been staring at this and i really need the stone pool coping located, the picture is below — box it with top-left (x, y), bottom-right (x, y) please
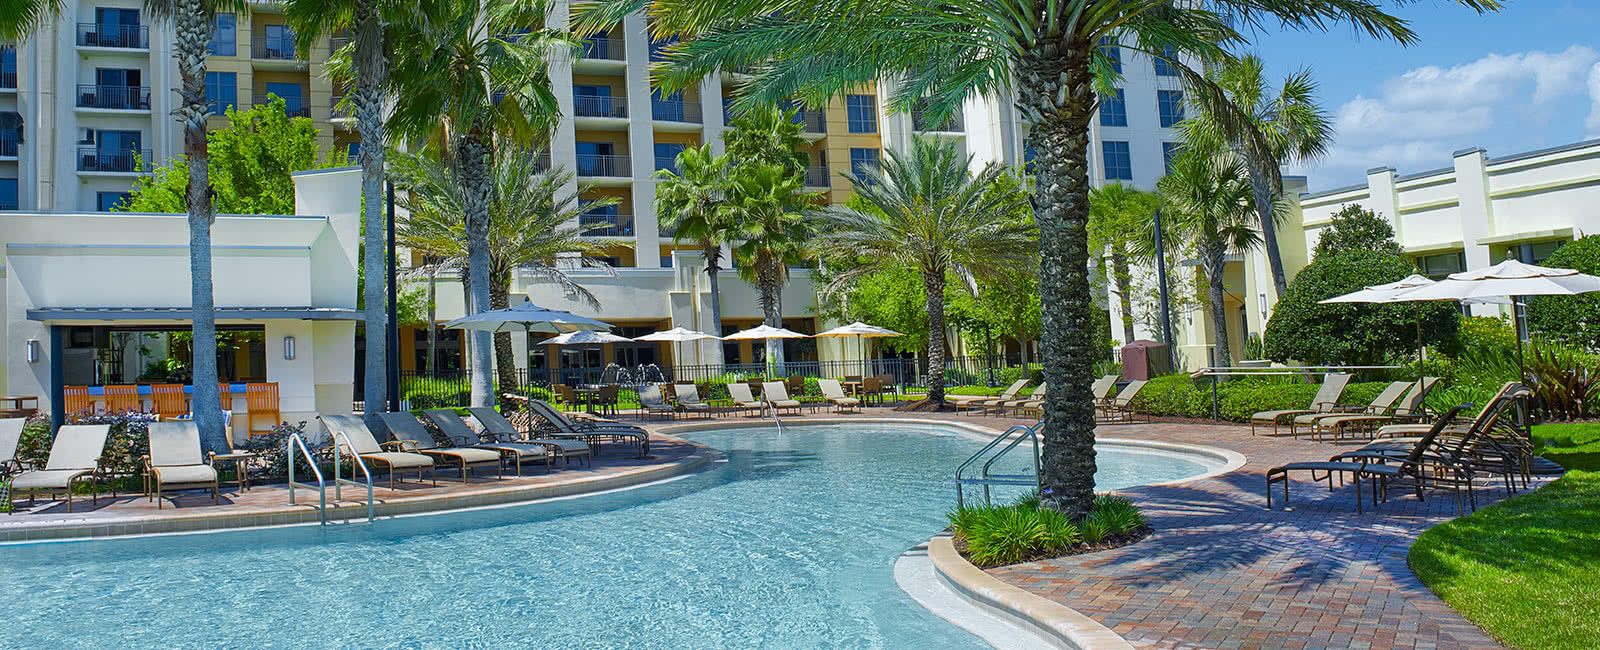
top-left (0, 433), bottom-right (718, 544)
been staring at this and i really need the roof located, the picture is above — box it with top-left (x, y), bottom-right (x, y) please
top-left (27, 307), bottom-right (365, 322)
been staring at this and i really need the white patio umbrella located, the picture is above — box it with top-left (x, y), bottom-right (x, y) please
top-left (1393, 259), bottom-right (1600, 372)
top-left (536, 330), bottom-right (636, 386)
top-left (1320, 274), bottom-right (1507, 374)
top-left (444, 298), bottom-right (614, 400)
top-left (631, 327), bottom-right (719, 371)
top-left (722, 324), bottom-right (811, 375)
top-left (815, 322), bottom-right (904, 377)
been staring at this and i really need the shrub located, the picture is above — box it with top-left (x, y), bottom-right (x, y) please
top-left (61, 412), bottom-right (158, 477)
top-left (236, 421), bottom-right (328, 480)
top-left (1264, 249), bottom-right (1458, 365)
top-left (1528, 235), bottom-right (1600, 349)
top-left (1524, 340), bottom-right (1600, 420)
top-left (1131, 375), bottom-right (1391, 422)
top-left (947, 492), bottom-right (1144, 568)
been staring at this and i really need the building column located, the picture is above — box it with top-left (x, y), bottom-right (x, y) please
top-left (623, 12), bottom-right (660, 267)
top-left (1365, 166), bottom-right (1400, 238)
top-left (1452, 147), bottom-right (1498, 316)
top-left (700, 76), bottom-right (726, 155)
top-left (548, 0), bottom-right (578, 210)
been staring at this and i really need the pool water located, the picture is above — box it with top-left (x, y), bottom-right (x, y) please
top-left (0, 423), bottom-right (1215, 649)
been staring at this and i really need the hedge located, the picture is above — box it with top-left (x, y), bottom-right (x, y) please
top-left (1129, 375), bottom-right (1390, 422)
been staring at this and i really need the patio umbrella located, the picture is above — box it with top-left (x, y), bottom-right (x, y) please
top-left (1320, 274), bottom-right (1509, 370)
top-left (815, 322), bottom-right (904, 377)
top-left (631, 327), bottom-right (719, 372)
top-left (537, 330), bottom-right (636, 386)
top-left (1393, 259), bottom-right (1600, 373)
top-left (444, 297), bottom-right (614, 402)
top-left (721, 324), bottom-right (811, 376)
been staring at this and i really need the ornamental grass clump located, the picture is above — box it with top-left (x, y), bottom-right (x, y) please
top-left (948, 492), bottom-right (1146, 568)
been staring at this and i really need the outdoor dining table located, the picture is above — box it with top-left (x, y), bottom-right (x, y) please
top-left (572, 387), bottom-right (603, 414)
top-left (0, 395), bottom-right (39, 418)
top-left (840, 381), bottom-right (863, 397)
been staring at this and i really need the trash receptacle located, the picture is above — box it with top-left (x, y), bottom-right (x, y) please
top-left (1120, 340), bottom-right (1172, 380)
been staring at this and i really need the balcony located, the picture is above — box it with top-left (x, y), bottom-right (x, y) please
top-left (1, 47), bottom-right (15, 89)
top-left (253, 95), bottom-right (310, 118)
top-left (78, 148), bottom-right (150, 173)
top-left (530, 152), bottom-right (551, 171)
top-left (252, 36), bottom-right (299, 62)
top-left (575, 154), bottom-right (630, 177)
top-left (329, 36), bottom-right (349, 55)
top-left (330, 95), bottom-right (353, 120)
top-left (77, 23), bottom-right (148, 49)
top-left (76, 85), bottom-right (150, 110)
top-left (580, 213), bottom-right (634, 237)
top-left (574, 95), bottom-right (628, 119)
top-left (793, 109), bottom-right (826, 134)
top-left (912, 109), bottom-right (964, 133)
top-left (651, 100), bottom-right (702, 124)
top-left (582, 38), bottom-right (625, 62)
top-left (803, 166), bottom-right (829, 188)
top-left (0, 71), bottom-right (13, 90)
top-left (0, 132), bottom-right (18, 158)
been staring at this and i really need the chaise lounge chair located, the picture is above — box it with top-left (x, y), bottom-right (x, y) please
top-left (1307, 377), bottom-right (1439, 441)
top-left (319, 415), bottom-right (437, 490)
top-left (1097, 380), bottom-right (1148, 423)
top-left (9, 424), bottom-right (111, 512)
top-left (1290, 380), bottom-right (1411, 439)
top-left (422, 408), bottom-right (553, 477)
top-left (998, 383), bottom-right (1049, 416)
top-left (761, 381), bottom-right (803, 416)
top-left (817, 379), bottom-right (861, 413)
top-left (527, 400), bottom-right (650, 458)
top-left (635, 385), bottom-right (678, 421)
top-left (950, 379), bottom-right (1029, 412)
top-left (0, 418), bottom-right (26, 480)
top-left (673, 384), bottom-right (717, 419)
top-left (378, 412), bottom-right (504, 482)
top-left (1249, 372), bottom-right (1352, 437)
top-left (464, 407), bottom-right (593, 468)
top-left (725, 383), bottom-right (766, 416)
top-left (1090, 375), bottom-right (1120, 408)
top-left (1373, 381), bottom-right (1520, 441)
top-left (143, 421), bottom-right (219, 508)
top-left (1266, 404), bottom-right (1471, 514)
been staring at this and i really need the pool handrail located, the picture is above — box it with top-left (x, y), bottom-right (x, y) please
top-left (954, 421), bottom-right (1043, 507)
top-left (331, 430), bottom-right (376, 523)
top-left (285, 431), bottom-right (327, 525)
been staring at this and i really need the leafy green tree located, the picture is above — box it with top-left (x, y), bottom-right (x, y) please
top-left (574, 0), bottom-right (1500, 517)
top-left (727, 164), bottom-right (820, 367)
top-left (393, 150), bottom-right (617, 409)
top-left (656, 144), bottom-right (737, 360)
top-left (1313, 204), bottom-right (1402, 258)
top-left (1089, 183), bottom-right (1159, 344)
top-left (384, 0), bottom-right (574, 407)
top-left (948, 269), bottom-right (1044, 362)
top-left (813, 138), bottom-right (1035, 406)
top-left (1180, 54), bottom-right (1334, 299)
top-left (4, 0), bottom-right (253, 452)
top-left (1158, 146), bottom-right (1260, 368)
top-left (1264, 250), bottom-right (1458, 365)
top-left (1528, 236), bottom-right (1600, 349)
top-left (121, 98), bottom-right (348, 213)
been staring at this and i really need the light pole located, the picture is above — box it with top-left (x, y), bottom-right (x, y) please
top-left (387, 180), bottom-right (400, 412)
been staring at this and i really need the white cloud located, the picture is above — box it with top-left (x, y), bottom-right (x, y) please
top-left (1379, 46), bottom-right (1597, 109)
top-left (1588, 62), bottom-right (1600, 135)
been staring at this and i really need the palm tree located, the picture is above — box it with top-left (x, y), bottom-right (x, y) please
top-left (393, 150), bottom-right (618, 407)
top-left (724, 105), bottom-right (809, 176)
top-left (3, 0), bottom-right (249, 453)
top-left (384, 0), bottom-right (574, 407)
top-left (574, 0), bottom-right (1498, 518)
top-left (1157, 147), bottom-right (1260, 368)
top-left (1180, 54), bottom-right (1333, 300)
top-left (285, 0), bottom-right (416, 431)
top-left (655, 144), bottom-right (737, 361)
top-left (727, 163), bottom-right (820, 369)
top-left (814, 137), bottom-right (1035, 407)
top-left (1089, 183), bottom-right (1161, 345)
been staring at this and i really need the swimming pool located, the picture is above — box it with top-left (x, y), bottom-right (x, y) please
top-left (0, 423), bottom-right (1217, 649)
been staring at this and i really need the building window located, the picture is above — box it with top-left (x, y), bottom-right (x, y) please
top-left (1416, 251), bottom-right (1466, 280)
top-left (204, 71), bottom-right (236, 115)
top-left (660, 255), bottom-right (673, 268)
top-left (1162, 142), bottom-right (1180, 174)
top-left (1153, 45), bottom-right (1179, 77)
top-left (208, 13), bottom-right (236, 55)
top-left (1097, 37), bottom-right (1121, 74)
top-left (573, 84), bottom-right (616, 118)
top-left (0, 178), bottom-right (17, 210)
top-left (1518, 240), bottom-right (1567, 265)
top-left (346, 141), bottom-right (359, 159)
top-left (1023, 144), bottom-right (1037, 174)
top-left (596, 256), bottom-right (622, 268)
top-left (264, 82), bottom-right (306, 117)
top-left (1102, 141), bottom-right (1132, 181)
top-left (0, 112), bottom-right (20, 157)
top-left (654, 142), bottom-right (686, 173)
top-left (651, 89), bottom-right (686, 122)
top-left (846, 94), bottom-right (877, 133)
top-left (1099, 89), bottom-right (1127, 127)
top-left (1157, 89), bottom-right (1184, 127)
top-left (96, 191), bottom-right (131, 212)
top-left (1, 46), bottom-right (16, 89)
top-left (849, 147), bottom-right (880, 181)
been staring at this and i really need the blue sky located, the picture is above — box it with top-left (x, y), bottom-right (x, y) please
top-left (1241, 0), bottom-right (1600, 191)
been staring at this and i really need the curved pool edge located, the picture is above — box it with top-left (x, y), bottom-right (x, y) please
top-left (0, 433), bottom-right (721, 544)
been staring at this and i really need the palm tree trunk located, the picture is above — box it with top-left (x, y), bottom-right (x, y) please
top-left (1111, 244), bottom-right (1135, 343)
top-left (757, 258), bottom-right (784, 371)
top-left (704, 250), bottom-right (725, 366)
top-left (458, 133), bottom-right (495, 407)
top-left (355, 0), bottom-right (388, 430)
top-left (176, 0), bottom-right (225, 453)
top-left (1206, 252), bottom-right (1232, 368)
top-left (1017, 43), bottom-right (1098, 521)
top-left (491, 270), bottom-right (519, 412)
top-left (1248, 161), bottom-right (1288, 298)
top-left (426, 267), bottom-right (438, 374)
top-left (923, 268), bottom-right (947, 404)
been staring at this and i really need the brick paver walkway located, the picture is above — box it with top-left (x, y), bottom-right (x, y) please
top-left (736, 409), bottom-right (1537, 650)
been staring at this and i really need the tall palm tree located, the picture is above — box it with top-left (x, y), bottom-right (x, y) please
top-left (285, 0), bottom-right (416, 431)
top-left (574, 0), bottom-right (1498, 518)
top-left (727, 163), bottom-right (820, 368)
top-left (3, 0), bottom-right (248, 453)
top-left (655, 144), bottom-right (737, 360)
top-left (1157, 147), bottom-right (1260, 368)
top-left (1089, 183), bottom-right (1160, 345)
top-left (393, 150), bottom-right (618, 407)
top-left (384, 0), bottom-right (575, 407)
top-left (723, 105), bottom-right (809, 176)
top-left (1180, 54), bottom-right (1333, 300)
top-left (814, 137), bottom-right (1035, 407)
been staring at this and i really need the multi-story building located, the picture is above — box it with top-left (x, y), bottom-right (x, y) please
top-left (1, 1), bottom-right (354, 214)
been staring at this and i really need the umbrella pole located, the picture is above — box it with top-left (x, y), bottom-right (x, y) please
top-left (1415, 304), bottom-right (1423, 382)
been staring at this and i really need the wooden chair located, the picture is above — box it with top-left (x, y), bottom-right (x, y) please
top-left (150, 384), bottom-right (188, 419)
top-left (219, 383), bottom-right (234, 411)
top-left (245, 382), bottom-right (280, 437)
top-left (597, 385), bottom-right (620, 417)
top-left (63, 385), bottom-right (95, 417)
top-left (104, 385), bottom-right (142, 414)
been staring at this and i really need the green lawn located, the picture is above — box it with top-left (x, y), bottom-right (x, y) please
top-left (1409, 423), bottom-right (1600, 650)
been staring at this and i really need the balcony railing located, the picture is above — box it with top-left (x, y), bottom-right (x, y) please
top-left (2, 47), bottom-right (17, 88)
top-left (654, 156), bottom-right (678, 174)
top-left (573, 95), bottom-right (627, 119)
top-left (582, 37), bottom-right (624, 61)
top-left (651, 100), bottom-right (702, 123)
top-left (580, 213), bottom-right (634, 237)
top-left (530, 152), bottom-right (551, 171)
top-left (0, 132), bottom-right (19, 157)
top-left (329, 36), bottom-right (349, 55)
top-left (78, 148), bottom-right (150, 173)
top-left (793, 109), bottom-right (826, 133)
top-left (252, 36), bottom-right (299, 61)
top-left (803, 165), bottom-right (829, 187)
top-left (330, 95), bottom-right (352, 119)
top-left (253, 94), bottom-right (310, 118)
top-left (77, 23), bottom-right (148, 49)
top-left (76, 85), bottom-right (150, 110)
top-left (575, 154), bottom-right (630, 177)
top-left (912, 109), bottom-right (964, 132)
top-left (0, 71), bottom-right (14, 90)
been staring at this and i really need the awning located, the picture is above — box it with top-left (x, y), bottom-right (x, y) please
top-left (27, 307), bottom-right (365, 322)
